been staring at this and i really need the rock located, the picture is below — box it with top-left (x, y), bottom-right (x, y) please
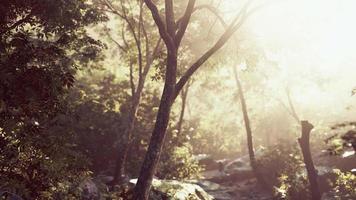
top-left (224, 158), bottom-right (252, 175)
top-left (194, 154), bottom-right (219, 170)
top-left (193, 180), bottom-right (222, 191)
top-left (80, 179), bottom-right (100, 200)
top-left (130, 179), bottom-right (213, 200)
top-left (208, 170), bottom-right (255, 184)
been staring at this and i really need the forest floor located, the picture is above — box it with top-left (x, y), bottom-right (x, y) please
top-left (198, 170), bottom-right (273, 200)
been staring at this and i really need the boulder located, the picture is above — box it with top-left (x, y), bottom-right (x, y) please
top-left (79, 179), bottom-right (100, 200)
top-left (194, 154), bottom-right (219, 170)
top-left (130, 179), bottom-right (213, 200)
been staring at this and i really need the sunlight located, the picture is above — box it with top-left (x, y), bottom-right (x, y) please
top-left (217, 0), bottom-right (356, 121)
top-left (247, 0), bottom-right (356, 74)
top-left (3, 0), bottom-right (356, 198)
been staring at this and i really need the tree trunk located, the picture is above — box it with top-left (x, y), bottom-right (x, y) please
top-left (232, 66), bottom-right (268, 189)
top-left (133, 50), bottom-right (177, 200)
top-left (134, 0), bottom-right (253, 197)
top-left (176, 82), bottom-right (190, 136)
top-left (111, 73), bottom-right (147, 185)
top-left (111, 96), bottom-right (140, 184)
top-left (298, 121), bottom-right (321, 200)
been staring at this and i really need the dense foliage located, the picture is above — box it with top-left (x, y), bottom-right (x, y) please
top-left (0, 0), bottom-right (107, 198)
top-left (1, 0), bottom-right (355, 199)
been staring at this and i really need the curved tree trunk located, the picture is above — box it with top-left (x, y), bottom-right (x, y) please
top-left (111, 90), bottom-right (142, 184)
top-left (232, 66), bottom-right (268, 189)
top-left (133, 50), bottom-right (177, 200)
top-left (298, 121), bottom-right (321, 200)
top-left (133, 0), bottom-right (254, 198)
top-left (176, 82), bottom-right (190, 136)
top-left (109, 19), bottom-right (162, 185)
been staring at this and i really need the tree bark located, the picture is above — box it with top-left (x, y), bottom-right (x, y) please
top-left (111, 39), bottom-right (162, 183)
top-left (298, 121), bottom-right (321, 200)
top-left (133, 49), bottom-right (177, 200)
top-left (233, 67), bottom-right (255, 165)
top-left (133, 0), bottom-right (255, 198)
top-left (176, 82), bottom-right (190, 136)
top-left (110, 40), bottom-right (162, 185)
top-left (105, 1), bottom-right (163, 182)
top-left (111, 89), bottom-right (142, 184)
top-left (232, 66), bottom-right (268, 189)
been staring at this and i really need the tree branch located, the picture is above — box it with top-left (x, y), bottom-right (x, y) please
top-left (104, 28), bottom-right (127, 53)
top-left (174, 2), bottom-right (255, 100)
top-left (177, 4), bottom-right (226, 28)
top-left (129, 61), bottom-right (136, 98)
top-left (143, 0), bottom-right (175, 50)
top-left (175, 0), bottom-right (196, 47)
top-left (165, 0), bottom-right (176, 37)
top-left (102, 0), bottom-right (125, 19)
top-left (286, 87), bottom-right (301, 122)
top-left (143, 38), bottom-right (162, 76)
top-left (138, 1), bottom-right (144, 77)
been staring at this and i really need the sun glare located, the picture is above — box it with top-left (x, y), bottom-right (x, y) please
top-left (215, 0), bottom-right (356, 121)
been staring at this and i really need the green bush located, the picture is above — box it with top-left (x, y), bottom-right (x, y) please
top-left (328, 169), bottom-right (356, 200)
top-left (274, 172), bottom-right (310, 200)
top-left (158, 143), bottom-right (202, 180)
top-left (256, 142), bottom-right (310, 199)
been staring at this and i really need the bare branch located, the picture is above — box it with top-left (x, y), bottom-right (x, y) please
top-left (138, 1), bottom-right (144, 77)
top-left (104, 28), bottom-right (127, 53)
top-left (175, 0), bottom-right (196, 47)
top-left (111, 0), bottom-right (143, 79)
top-left (194, 4), bottom-right (227, 27)
top-left (174, 7), bottom-right (251, 100)
top-left (129, 61), bottom-right (136, 98)
top-left (121, 25), bottom-right (129, 49)
top-left (143, 38), bottom-right (162, 76)
top-left (102, 0), bottom-right (125, 18)
top-left (165, 0), bottom-right (176, 37)
top-left (174, 1), bottom-right (262, 100)
top-left (176, 3), bottom-right (224, 28)
top-left (286, 87), bottom-right (301, 122)
top-left (143, 0), bottom-right (175, 50)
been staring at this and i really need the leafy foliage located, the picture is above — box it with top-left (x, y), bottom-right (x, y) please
top-left (327, 122), bottom-right (356, 155)
top-left (256, 142), bottom-right (311, 200)
top-left (158, 143), bottom-right (202, 180)
top-left (0, 0), bottom-right (107, 198)
top-left (329, 169), bottom-right (356, 200)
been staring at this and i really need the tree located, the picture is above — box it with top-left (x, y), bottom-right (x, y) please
top-left (233, 66), bottom-right (255, 165)
top-left (96, 0), bottom-right (163, 184)
top-left (176, 80), bottom-right (192, 136)
top-left (298, 121), bottom-right (322, 200)
top-left (133, 0), bottom-right (257, 198)
top-left (0, 0), bottom-right (106, 198)
top-left (232, 65), bottom-right (270, 188)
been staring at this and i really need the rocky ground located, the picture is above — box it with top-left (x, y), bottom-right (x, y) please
top-left (197, 170), bottom-right (273, 200)
top-left (80, 152), bottom-right (355, 199)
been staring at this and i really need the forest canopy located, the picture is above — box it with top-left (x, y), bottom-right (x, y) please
top-left (0, 0), bottom-right (355, 200)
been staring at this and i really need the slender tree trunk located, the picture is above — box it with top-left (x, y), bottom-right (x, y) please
top-left (133, 50), bottom-right (177, 200)
top-left (111, 93), bottom-right (141, 184)
top-left (232, 66), bottom-right (268, 188)
top-left (176, 82), bottom-right (190, 135)
top-left (298, 121), bottom-right (321, 200)
top-left (134, 0), bottom-right (254, 197)
top-left (110, 39), bottom-right (161, 185)
top-left (102, 0), bottom-right (163, 186)
top-left (111, 60), bottom-right (149, 184)
top-left (233, 67), bottom-right (255, 165)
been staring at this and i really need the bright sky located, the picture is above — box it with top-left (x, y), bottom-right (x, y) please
top-left (217, 0), bottom-right (356, 122)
